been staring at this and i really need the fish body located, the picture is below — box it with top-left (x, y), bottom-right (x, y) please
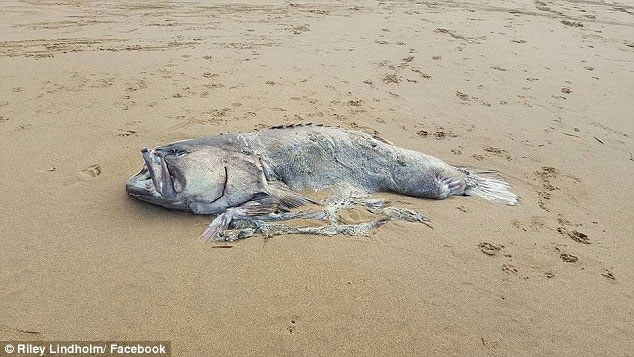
top-left (126, 124), bottom-right (517, 239)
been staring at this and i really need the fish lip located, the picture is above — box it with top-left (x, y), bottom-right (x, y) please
top-left (142, 149), bottom-right (162, 195)
top-left (125, 163), bottom-right (187, 210)
top-left (159, 152), bottom-right (176, 198)
top-left (137, 148), bottom-right (177, 198)
top-left (125, 165), bottom-right (155, 198)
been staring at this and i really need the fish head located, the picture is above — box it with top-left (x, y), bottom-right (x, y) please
top-left (125, 143), bottom-right (229, 211)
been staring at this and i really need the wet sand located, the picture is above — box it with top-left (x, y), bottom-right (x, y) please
top-left (1, 0), bottom-right (633, 355)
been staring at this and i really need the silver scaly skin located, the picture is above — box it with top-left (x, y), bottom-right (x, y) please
top-left (126, 124), bottom-right (517, 241)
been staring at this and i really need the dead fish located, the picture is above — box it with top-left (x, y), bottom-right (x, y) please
top-left (126, 124), bottom-right (517, 240)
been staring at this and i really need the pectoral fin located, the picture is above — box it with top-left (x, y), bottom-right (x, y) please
top-left (199, 193), bottom-right (282, 241)
top-left (238, 193), bottom-right (281, 216)
top-left (268, 181), bottom-right (318, 210)
top-left (200, 209), bottom-right (235, 242)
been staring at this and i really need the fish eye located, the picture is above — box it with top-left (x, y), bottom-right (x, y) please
top-left (172, 148), bottom-right (188, 157)
top-left (165, 147), bottom-right (188, 157)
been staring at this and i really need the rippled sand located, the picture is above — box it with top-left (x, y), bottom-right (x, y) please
top-left (1, 0), bottom-right (633, 354)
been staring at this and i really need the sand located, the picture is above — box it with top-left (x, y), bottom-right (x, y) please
top-left (1, 0), bottom-right (633, 355)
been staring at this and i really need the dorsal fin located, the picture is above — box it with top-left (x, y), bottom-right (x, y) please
top-left (373, 134), bottom-right (395, 145)
top-left (269, 122), bottom-right (317, 129)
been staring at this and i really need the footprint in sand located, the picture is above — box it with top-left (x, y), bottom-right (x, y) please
top-left (511, 216), bottom-right (547, 232)
top-left (557, 227), bottom-right (589, 244)
top-left (601, 269), bottom-right (615, 281)
top-left (81, 164), bottom-right (102, 178)
top-left (479, 242), bottom-right (503, 256)
top-left (115, 129), bottom-right (137, 137)
top-left (382, 73), bottom-right (400, 84)
top-left (417, 127), bottom-right (457, 140)
top-left (535, 166), bottom-right (559, 211)
top-left (560, 253), bottom-right (578, 263)
top-left (561, 20), bottom-right (583, 27)
top-left (483, 146), bottom-right (512, 161)
top-left (535, 166), bottom-right (559, 188)
top-left (456, 91), bottom-right (491, 106)
top-left (411, 68), bottom-right (432, 79)
top-left (502, 264), bottom-right (518, 274)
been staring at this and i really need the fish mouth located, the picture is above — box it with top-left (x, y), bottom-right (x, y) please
top-left (142, 148), bottom-right (177, 198)
top-left (125, 165), bottom-right (155, 198)
top-left (126, 148), bottom-right (178, 200)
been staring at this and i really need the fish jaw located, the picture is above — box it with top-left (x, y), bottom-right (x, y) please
top-left (125, 164), bottom-right (163, 201)
top-left (140, 148), bottom-right (177, 199)
top-left (126, 148), bottom-right (186, 210)
top-left (141, 149), bottom-right (162, 195)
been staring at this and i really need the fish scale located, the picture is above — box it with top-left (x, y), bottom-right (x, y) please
top-left (126, 125), bottom-right (517, 240)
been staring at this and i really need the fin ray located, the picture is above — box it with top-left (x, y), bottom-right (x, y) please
top-left (268, 181), bottom-right (318, 209)
top-left (461, 169), bottom-right (518, 205)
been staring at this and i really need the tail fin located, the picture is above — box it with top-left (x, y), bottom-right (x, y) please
top-left (459, 169), bottom-right (518, 205)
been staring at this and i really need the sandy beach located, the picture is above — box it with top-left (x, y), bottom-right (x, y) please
top-left (1, 0), bottom-right (633, 355)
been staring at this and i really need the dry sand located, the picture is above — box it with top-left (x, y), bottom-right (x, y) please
top-left (1, 0), bottom-right (633, 355)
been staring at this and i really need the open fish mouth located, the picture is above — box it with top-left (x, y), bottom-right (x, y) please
top-left (125, 165), bottom-right (155, 197)
top-left (126, 148), bottom-right (177, 199)
top-left (142, 148), bottom-right (176, 198)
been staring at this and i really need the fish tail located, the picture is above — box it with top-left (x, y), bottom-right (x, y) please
top-left (458, 168), bottom-right (518, 205)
